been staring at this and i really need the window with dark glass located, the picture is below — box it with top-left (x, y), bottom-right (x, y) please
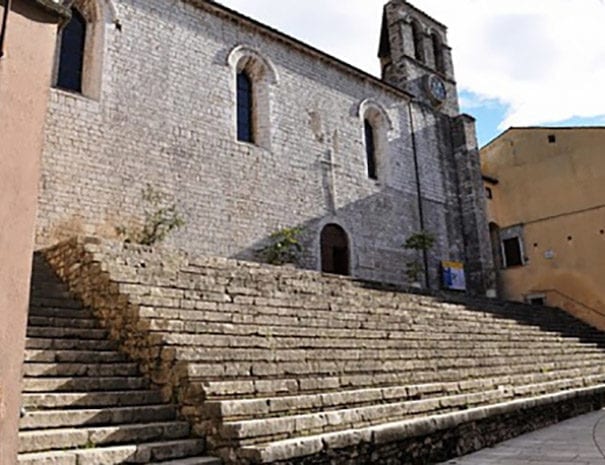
top-left (502, 237), bottom-right (523, 268)
top-left (237, 71), bottom-right (254, 143)
top-left (364, 119), bottom-right (377, 180)
top-left (57, 7), bottom-right (87, 93)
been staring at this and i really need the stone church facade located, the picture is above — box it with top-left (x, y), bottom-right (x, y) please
top-left (37, 0), bottom-right (494, 292)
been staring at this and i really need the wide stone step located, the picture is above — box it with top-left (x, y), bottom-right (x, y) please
top-left (181, 351), bottom-right (605, 381)
top-left (173, 345), bottom-right (604, 364)
top-left (216, 376), bottom-right (603, 445)
top-left (28, 306), bottom-right (95, 320)
top-left (25, 349), bottom-right (128, 364)
top-left (22, 390), bottom-right (165, 409)
top-left (200, 364), bottom-right (605, 399)
top-left (26, 338), bottom-right (117, 351)
top-left (17, 439), bottom-right (209, 465)
top-left (20, 404), bottom-right (177, 430)
top-left (29, 287), bottom-right (73, 300)
top-left (160, 332), bottom-right (604, 352)
top-left (217, 389), bottom-right (510, 445)
top-left (154, 458), bottom-right (221, 465)
top-left (23, 376), bottom-right (148, 393)
top-left (23, 362), bottom-right (138, 378)
top-left (28, 316), bottom-right (101, 329)
top-left (19, 421), bottom-right (191, 453)
top-left (236, 384), bottom-right (605, 464)
top-left (199, 375), bottom-right (598, 422)
top-left (142, 311), bottom-right (600, 340)
top-left (29, 297), bottom-right (82, 309)
top-left (134, 292), bottom-right (603, 335)
top-left (146, 316), bottom-right (599, 342)
top-left (26, 327), bottom-right (109, 340)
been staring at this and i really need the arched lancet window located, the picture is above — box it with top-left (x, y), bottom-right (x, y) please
top-left (359, 99), bottom-right (392, 183)
top-left (432, 32), bottom-right (445, 74)
top-left (57, 7), bottom-right (87, 92)
top-left (364, 119), bottom-right (378, 180)
top-left (320, 224), bottom-right (350, 276)
top-left (53, 0), bottom-right (105, 99)
top-left (412, 20), bottom-right (424, 63)
top-left (237, 70), bottom-right (254, 143)
top-left (228, 45), bottom-right (279, 149)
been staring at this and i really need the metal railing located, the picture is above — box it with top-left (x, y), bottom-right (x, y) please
top-left (533, 288), bottom-right (605, 320)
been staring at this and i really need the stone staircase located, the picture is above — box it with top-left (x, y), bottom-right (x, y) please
top-left (39, 238), bottom-right (605, 464)
top-left (19, 254), bottom-right (221, 465)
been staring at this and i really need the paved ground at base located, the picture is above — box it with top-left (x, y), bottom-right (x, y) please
top-left (440, 409), bottom-right (605, 465)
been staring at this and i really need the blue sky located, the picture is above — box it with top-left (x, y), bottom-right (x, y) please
top-left (219, 0), bottom-right (605, 147)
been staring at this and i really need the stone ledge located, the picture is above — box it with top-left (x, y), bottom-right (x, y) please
top-left (241, 384), bottom-right (605, 464)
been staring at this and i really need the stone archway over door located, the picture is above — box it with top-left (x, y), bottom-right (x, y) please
top-left (320, 224), bottom-right (350, 276)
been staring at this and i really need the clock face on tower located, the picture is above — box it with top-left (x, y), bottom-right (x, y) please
top-left (424, 74), bottom-right (447, 104)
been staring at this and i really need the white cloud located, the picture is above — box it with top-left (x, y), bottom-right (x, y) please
top-left (218, 0), bottom-right (605, 129)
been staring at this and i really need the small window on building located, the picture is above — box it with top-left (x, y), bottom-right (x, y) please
top-left (527, 296), bottom-right (546, 306)
top-left (237, 71), bottom-right (254, 143)
top-left (502, 237), bottom-right (524, 268)
top-left (548, 134), bottom-right (556, 144)
top-left (364, 119), bottom-right (378, 180)
top-left (57, 7), bottom-right (87, 93)
top-left (485, 187), bottom-right (493, 199)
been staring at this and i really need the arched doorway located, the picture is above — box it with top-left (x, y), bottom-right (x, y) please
top-left (320, 224), bottom-right (350, 276)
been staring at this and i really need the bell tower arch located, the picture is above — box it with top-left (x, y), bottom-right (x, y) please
top-left (379, 0), bottom-right (459, 115)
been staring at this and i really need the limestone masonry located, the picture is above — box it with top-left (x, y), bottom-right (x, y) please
top-left (37, 0), bottom-right (494, 292)
top-left (33, 237), bottom-right (605, 464)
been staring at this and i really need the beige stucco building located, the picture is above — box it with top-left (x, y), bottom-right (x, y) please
top-left (0, 1), bottom-right (68, 463)
top-left (481, 127), bottom-right (605, 330)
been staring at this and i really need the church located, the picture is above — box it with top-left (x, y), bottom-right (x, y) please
top-left (38, 0), bottom-right (494, 293)
top-left (6, 2), bottom-right (605, 465)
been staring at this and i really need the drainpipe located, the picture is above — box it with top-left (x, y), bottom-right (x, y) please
top-left (408, 104), bottom-right (430, 289)
top-left (0, 0), bottom-right (12, 59)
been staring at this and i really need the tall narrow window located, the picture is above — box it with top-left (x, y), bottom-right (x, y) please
top-left (412, 20), bottom-right (424, 62)
top-left (237, 71), bottom-right (254, 143)
top-left (57, 7), bottom-right (87, 93)
top-left (432, 32), bottom-right (445, 74)
top-left (364, 119), bottom-right (377, 180)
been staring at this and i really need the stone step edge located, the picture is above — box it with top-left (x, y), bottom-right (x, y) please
top-left (17, 439), bottom-right (210, 464)
top-left (198, 365), bottom-right (605, 399)
top-left (201, 374), bottom-right (605, 421)
top-left (238, 383), bottom-right (605, 463)
top-left (19, 404), bottom-right (177, 429)
top-left (217, 377), bottom-right (603, 441)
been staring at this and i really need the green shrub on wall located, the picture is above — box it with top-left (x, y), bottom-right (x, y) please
top-left (258, 227), bottom-right (303, 266)
top-left (117, 184), bottom-right (185, 246)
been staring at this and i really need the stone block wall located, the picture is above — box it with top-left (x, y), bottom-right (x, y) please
top-left (36, 0), bottom-right (493, 290)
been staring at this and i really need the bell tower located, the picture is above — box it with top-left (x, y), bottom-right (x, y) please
top-left (379, 0), bottom-right (459, 115)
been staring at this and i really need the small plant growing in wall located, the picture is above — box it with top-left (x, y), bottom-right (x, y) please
top-left (404, 231), bottom-right (435, 286)
top-left (116, 184), bottom-right (185, 246)
top-left (258, 227), bottom-right (304, 266)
